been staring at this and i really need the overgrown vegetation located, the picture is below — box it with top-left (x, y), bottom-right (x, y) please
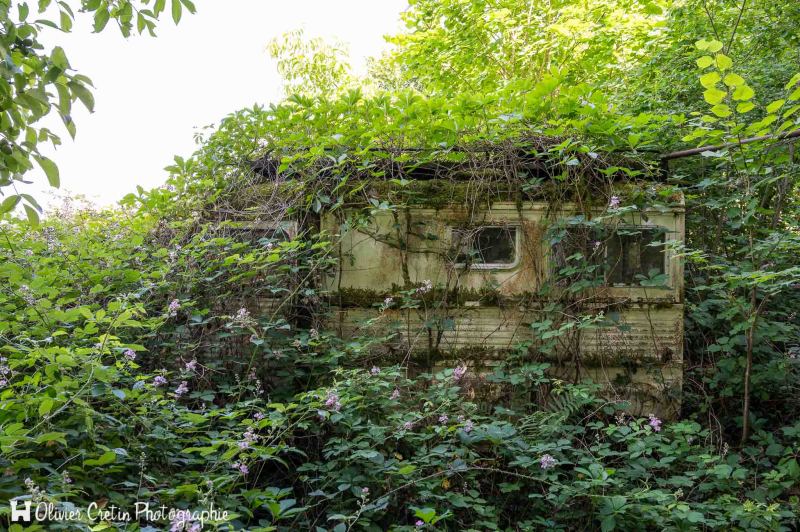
top-left (1, 0), bottom-right (800, 530)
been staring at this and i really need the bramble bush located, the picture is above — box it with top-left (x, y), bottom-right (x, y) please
top-left (0, 192), bottom-right (799, 530)
top-left (2, 0), bottom-right (800, 530)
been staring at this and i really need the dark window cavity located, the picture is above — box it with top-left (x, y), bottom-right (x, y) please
top-left (552, 225), bottom-right (667, 286)
top-left (605, 227), bottom-right (666, 285)
top-left (453, 226), bottom-right (518, 268)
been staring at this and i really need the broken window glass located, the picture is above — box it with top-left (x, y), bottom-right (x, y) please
top-left (605, 227), bottom-right (666, 285)
top-left (552, 224), bottom-right (667, 286)
top-left (453, 226), bottom-right (518, 268)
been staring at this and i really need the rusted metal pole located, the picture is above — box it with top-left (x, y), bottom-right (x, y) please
top-left (661, 129), bottom-right (800, 161)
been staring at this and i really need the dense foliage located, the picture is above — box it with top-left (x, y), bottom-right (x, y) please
top-left (1, 0), bottom-right (800, 530)
top-left (0, 0), bottom-right (194, 223)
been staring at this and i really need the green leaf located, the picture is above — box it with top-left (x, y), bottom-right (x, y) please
top-left (51, 46), bottom-right (69, 70)
top-left (60, 9), bottom-right (72, 31)
top-left (782, 104), bottom-right (800, 119)
top-left (93, 6), bottom-right (110, 32)
top-left (154, 0), bottom-right (166, 16)
top-left (711, 104), bottom-right (731, 117)
top-left (39, 398), bottom-right (54, 417)
top-left (85, 450), bottom-right (116, 466)
top-left (56, 83), bottom-right (71, 114)
top-left (736, 101), bottom-right (755, 113)
top-left (171, 0), bottom-right (182, 24)
top-left (699, 72), bottom-right (720, 89)
top-left (63, 115), bottom-right (76, 138)
top-left (766, 99), bottom-right (785, 114)
top-left (180, 0), bottom-right (196, 14)
top-left (414, 507), bottom-right (437, 523)
top-left (0, 195), bottom-right (20, 214)
top-left (24, 205), bottom-right (40, 226)
top-left (732, 84), bottom-right (754, 101)
top-left (642, 2), bottom-right (662, 15)
top-left (34, 155), bottom-right (60, 187)
top-left (35, 432), bottom-right (67, 444)
top-left (715, 53), bottom-right (732, 71)
top-left (696, 39), bottom-right (723, 52)
top-left (68, 81), bottom-right (95, 112)
top-left (601, 516), bottom-right (616, 532)
top-left (785, 73), bottom-right (800, 90)
top-left (695, 56), bottom-right (713, 69)
top-left (722, 73), bottom-right (745, 87)
top-left (56, 353), bottom-right (77, 366)
top-left (703, 87), bottom-right (726, 105)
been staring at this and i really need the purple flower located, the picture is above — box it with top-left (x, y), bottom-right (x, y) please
top-left (233, 461), bottom-right (248, 475)
top-left (438, 414), bottom-right (449, 424)
top-left (168, 299), bottom-right (180, 317)
top-left (175, 381), bottom-right (189, 397)
top-left (416, 280), bottom-right (433, 294)
top-left (608, 195), bottom-right (621, 209)
top-left (19, 284), bottom-right (36, 306)
top-left (325, 392), bottom-right (342, 412)
top-left (235, 307), bottom-right (250, 321)
top-left (453, 364), bottom-right (467, 382)
top-left (188, 524), bottom-right (201, 532)
top-left (361, 487), bottom-right (369, 495)
top-left (415, 520), bottom-right (424, 528)
top-left (238, 426), bottom-right (258, 449)
top-left (540, 454), bottom-right (557, 470)
top-left (169, 509), bottom-right (193, 532)
top-left (153, 376), bottom-right (168, 387)
top-left (370, 366), bottom-right (380, 376)
top-left (648, 414), bottom-right (662, 432)
top-left (403, 421), bottom-right (414, 431)
top-left (0, 356), bottom-right (10, 383)
top-left (123, 349), bottom-right (136, 361)
top-left (463, 419), bottom-right (474, 433)
top-left (390, 388), bottom-right (401, 400)
top-left (253, 412), bottom-right (265, 421)
top-left (185, 359), bottom-right (198, 372)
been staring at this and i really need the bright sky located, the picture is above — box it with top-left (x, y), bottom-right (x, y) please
top-left (24, 0), bottom-right (407, 209)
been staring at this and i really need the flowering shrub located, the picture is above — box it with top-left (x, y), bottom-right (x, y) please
top-left (0, 184), bottom-right (797, 530)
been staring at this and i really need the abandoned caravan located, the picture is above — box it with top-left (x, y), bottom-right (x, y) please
top-left (249, 140), bottom-right (684, 417)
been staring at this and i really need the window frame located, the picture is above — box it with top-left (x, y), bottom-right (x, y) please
top-left (550, 223), bottom-right (670, 287)
top-left (451, 224), bottom-right (522, 271)
top-left (604, 225), bottom-right (669, 287)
